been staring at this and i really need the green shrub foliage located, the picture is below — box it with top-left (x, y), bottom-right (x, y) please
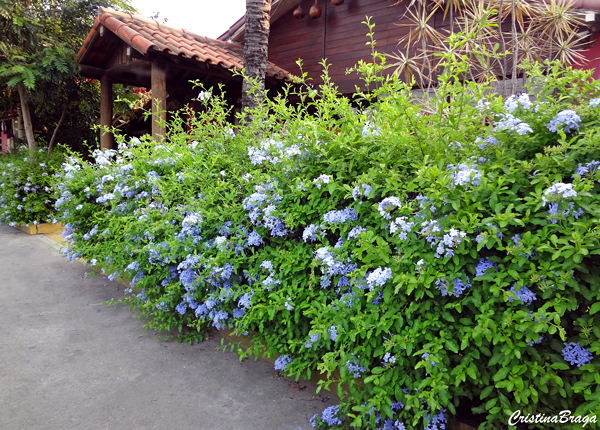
top-left (54, 47), bottom-right (600, 429)
top-left (0, 147), bottom-right (64, 225)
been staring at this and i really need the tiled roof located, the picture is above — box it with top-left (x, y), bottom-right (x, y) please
top-left (76, 8), bottom-right (290, 80)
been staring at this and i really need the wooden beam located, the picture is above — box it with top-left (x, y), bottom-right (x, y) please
top-left (100, 73), bottom-right (113, 150)
top-left (151, 62), bottom-right (167, 141)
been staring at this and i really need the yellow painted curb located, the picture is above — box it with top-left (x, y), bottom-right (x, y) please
top-left (16, 223), bottom-right (64, 235)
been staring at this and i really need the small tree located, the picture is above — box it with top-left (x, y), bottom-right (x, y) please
top-left (0, 0), bottom-right (133, 156)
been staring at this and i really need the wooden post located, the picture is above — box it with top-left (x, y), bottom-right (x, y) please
top-left (100, 74), bottom-right (113, 150)
top-left (151, 62), bottom-right (167, 141)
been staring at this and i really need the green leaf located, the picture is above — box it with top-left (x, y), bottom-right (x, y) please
top-left (446, 339), bottom-right (459, 353)
top-left (590, 302), bottom-right (600, 315)
top-left (493, 367), bottom-right (510, 382)
top-left (480, 385), bottom-right (494, 400)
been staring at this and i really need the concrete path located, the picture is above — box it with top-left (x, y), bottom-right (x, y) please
top-left (0, 225), bottom-right (333, 430)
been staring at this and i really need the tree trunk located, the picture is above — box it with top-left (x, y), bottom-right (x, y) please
top-left (241, 0), bottom-right (272, 123)
top-left (47, 102), bottom-right (68, 158)
top-left (16, 82), bottom-right (36, 152)
top-left (510, 0), bottom-right (518, 94)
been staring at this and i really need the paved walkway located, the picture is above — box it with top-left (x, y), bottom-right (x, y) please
top-left (0, 225), bottom-right (332, 430)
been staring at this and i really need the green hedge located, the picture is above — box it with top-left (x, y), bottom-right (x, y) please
top-left (54, 48), bottom-right (600, 430)
top-left (0, 147), bottom-right (64, 226)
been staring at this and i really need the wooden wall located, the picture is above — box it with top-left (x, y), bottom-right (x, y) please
top-left (268, 0), bottom-right (447, 94)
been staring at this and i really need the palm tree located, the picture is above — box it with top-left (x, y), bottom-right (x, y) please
top-left (241, 0), bottom-right (272, 123)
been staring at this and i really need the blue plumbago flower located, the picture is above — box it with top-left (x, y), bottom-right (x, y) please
top-left (589, 98), bottom-right (600, 108)
top-left (366, 267), bottom-right (393, 290)
top-left (527, 334), bottom-right (544, 346)
top-left (314, 247), bottom-right (335, 266)
top-left (508, 283), bottom-right (537, 306)
top-left (424, 409), bottom-right (447, 430)
top-left (274, 354), bottom-right (292, 371)
top-left (339, 290), bottom-right (358, 308)
top-left (574, 160), bottom-right (600, 177)
top-left (323, 207), bottom-right (358, 224)
top-left (435, 228), bottom-right (467, 258)
top-left (448, 163), bottom-right (482, 187)
top-left (390, 216), bottom-right (415, 239)
top-left (346, 355), bottom-right (366, 378)
top-left (415, 194), bottom-right (436, 215)
top-left (420, 220), bottom-right (441, 245)
top-left (305, 333), bottom-right (319, 348)
top-left (504, 93), bottom-right (532, 113)
top-left (422, 352), bottom-right (437, 367)
top-left (362, 121), bottom-right (381, 137)
top-left (382, 352), bottom-right (396, 367)
top-left (246, 229), bottom-right (263, 247)
top-left (494, 113), bottom-right (533, 135)
top-left (232, 308), bottom-right (245, 319)
top-left (329, 325), bottom-right (338, 341)
top-left (175, 302), bottom-right (187, 315)
top-left (214, 236), bottom-right (228, 252)
top-left (260, 260), bottom-right (274, 272)
top-left (542, 182), bottom-right (577, 206)
top-left (238, 290), bottom-right (254, 308)
top-left (352, 183), bottom-right (373, 201)
top-left (547, 110), bottom-right (581, 133)
top-left (436, 276), bottom-right (471, 297)
top-left (348, 226), bottom-right (367, 240)
top-left (320, 275), bottom-right (332, 289)
top-left (378, 197), bottom-right (402, 219)
top-left (482, 136), bottom-right (499, 148)
top-left (319, 405), bottom-right (343, 427)
top-left (211, 310), bottom-right (230, 330)
top-left (415, 259), bottom-right (425, 272)
top-left (284, 297), bottom-right (294, 311)
top-left (371, 290), bottom-right (384, 305)
top-left (475, 258), bottom-right (498, 277)
top-left (562, 342), bottom-right (594, 367)
top-left (303, 224), bottom-right (322, 242)
top-left (313, 174), bottom-right (331, 189)
top-left (334, 237), bottom-right (344, 248)
top-left (263, 274), bottom-right (281, 290)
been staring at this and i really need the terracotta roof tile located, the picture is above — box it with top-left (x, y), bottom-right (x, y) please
top-left (76, 7), bottom-right (291, 80)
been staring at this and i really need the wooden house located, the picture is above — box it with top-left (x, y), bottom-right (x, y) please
top-left (219, 0), bottom-right (600, 94)
top-left (75, 8), bottom-right (290, 149)
top-left (77, 1), bottom-right (600, 146)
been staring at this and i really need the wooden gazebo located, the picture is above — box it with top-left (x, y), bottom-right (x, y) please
top-left (76, 8), bottom-right (290, 149)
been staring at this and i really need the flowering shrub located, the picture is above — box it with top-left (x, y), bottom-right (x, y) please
top-left (0, 147), bottom-right (64, 226)
top-left (54, 51), bottom-right (600, 429)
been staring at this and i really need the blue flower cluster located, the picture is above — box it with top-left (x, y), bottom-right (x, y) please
top-left (390, 217), bottom-right (415, 240)
top-left (346, 355), bottom-right (366, 378)
top-left (378, 197), bottom-right (402, 219)
top-left (447, 164), bottom-right (482, 188)
top-left (547, 110), bottom-right (581, 133)
top-left (508, 283), bottom-right (537, 306)
top-left (274, 354), bottom-right (293, 371)
top-left (504, 93), bottom-right (532, 113)
top-left (542, 182), bottom-right (577, 206)
top-left (494, 113), bottom-right (533, 135)
top-left (366, 267), bottom-right (393, 291)
top-left (435, 276), bottom-right (471, 297)
top-left (574, 160), bottom-right (600, 177)
top-left (561, 342), bottom-right (593, 367)
top-left (475, 258), bottom-right (497, 277)
top-left (323, 207), bottom-right (358, 224)
top-left (310, 405), bottom-right (342, 428)
top-left (352, 183), bottom-right (373, 201)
